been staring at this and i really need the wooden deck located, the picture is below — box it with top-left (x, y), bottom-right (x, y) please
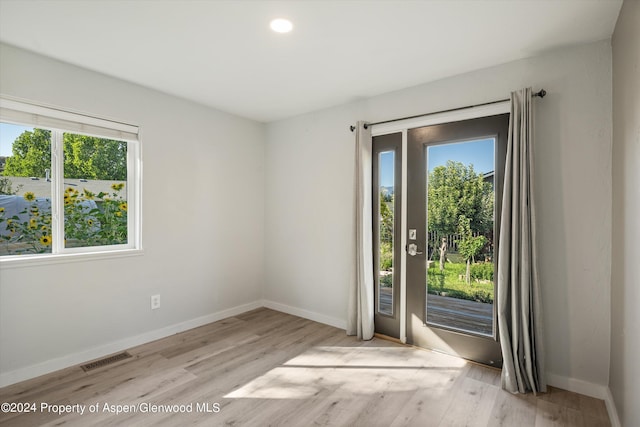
top-left (379, 289), bottom-right (493, 335)
top-left (427, 294), bottom-right (493, 335)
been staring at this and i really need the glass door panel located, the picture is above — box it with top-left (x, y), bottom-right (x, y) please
top-left (426, 139), bottom-right (495, 336)
top-left (378, 150), bottom-right (395, 316)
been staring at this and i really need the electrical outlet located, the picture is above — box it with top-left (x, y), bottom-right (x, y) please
top-left (151, 294), bottom-right (161, 310)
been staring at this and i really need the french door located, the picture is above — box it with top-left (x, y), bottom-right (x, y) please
top-left (373, 113), bottom-right (508, 367)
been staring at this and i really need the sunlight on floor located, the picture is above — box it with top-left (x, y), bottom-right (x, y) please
top-left (224, 345), bottom-right (467, 400)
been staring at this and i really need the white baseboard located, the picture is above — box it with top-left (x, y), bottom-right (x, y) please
top-left (546, 373), bottom-right (608, 399)
top-left (0, 300), bottom-right (263, 388)
top-left (262, 299), bottom-right (347, 330)
top-left (603, 387), bottom-right (622, 427)
top-left (546, 373), bottom-right (621, 426)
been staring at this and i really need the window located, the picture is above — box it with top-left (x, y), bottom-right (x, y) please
top-left (0, 98), bottom-right (141, 261)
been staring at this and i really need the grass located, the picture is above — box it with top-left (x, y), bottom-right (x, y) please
top-left (380, 272), bottom-right (393, 288)
top-left (427, 261), bottom-right (494, 304)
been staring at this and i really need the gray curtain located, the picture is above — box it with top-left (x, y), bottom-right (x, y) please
top-left (497, 88), bottom-right (547, 394)
top-left (347, 121), bottom-right (375, 340)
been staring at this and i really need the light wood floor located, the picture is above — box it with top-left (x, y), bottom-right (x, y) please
top-left (0, 308), bottom-right (611, 426)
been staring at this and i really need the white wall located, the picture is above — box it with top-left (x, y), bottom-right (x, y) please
top-left (265, 40), bottom-right (613, 392)
top-left (610, 1), bottom-right (640, 425)
top-left (0, 43), bottom-right (265, 385)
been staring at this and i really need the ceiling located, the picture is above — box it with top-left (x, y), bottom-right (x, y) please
top-left (0, 0), bottom-right (623, 123)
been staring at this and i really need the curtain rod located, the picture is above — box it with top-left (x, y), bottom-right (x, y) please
top-left (349, 89), bottom-right (546, 132)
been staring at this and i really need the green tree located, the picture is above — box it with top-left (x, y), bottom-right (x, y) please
top-left (63, 134), bottom-right (127, 180)
top-left (427, 160), bottom-right (493, 253)
top-left (3, 130), bottom-right (126, 180)
top-left (379, 192), bottom-right (394, 272)
top-left (380, 192), bottom-right (394, 244)
top-left (3, 129), bottom-right (51, 177)
top-left (457, 215), bottom-right (487, 284)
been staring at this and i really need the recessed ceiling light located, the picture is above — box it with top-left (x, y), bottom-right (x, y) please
top-left (270, 18), bottom-right (293, 33)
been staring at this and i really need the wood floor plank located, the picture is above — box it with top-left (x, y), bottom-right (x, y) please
top-left (130, 316), bottom-right (249, 358)
top-left (439, 376), bottom-right (500, 427)
top-left (487, 389), bottom-right (538, 427)
top-left (388, 362), bottom-right (470, 427)
top-left (466, 363), bottom-right (502, 387)
top-left (534, 399), bottom-right (575, 427)
top-left (0, 308), bottom-right (612, 426)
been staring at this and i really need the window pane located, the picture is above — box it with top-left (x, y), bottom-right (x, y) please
top-left (0, 123), bottom-right (53, 255)
top-left (426, 138), bottom-right (495, 336)
top-left (378, 150), bottom-right (394, 316)
top-left (62, 133), bottom-right (128, 248)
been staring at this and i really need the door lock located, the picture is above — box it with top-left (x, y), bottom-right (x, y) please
top-left (407, 243), bottom-right (423, 256)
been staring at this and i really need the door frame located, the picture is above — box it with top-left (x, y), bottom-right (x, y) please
top-left (371, 100), bottom-right (510, 345)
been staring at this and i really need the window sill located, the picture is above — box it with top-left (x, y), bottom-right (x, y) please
top-left (0, 248), bottom-right (144, 270)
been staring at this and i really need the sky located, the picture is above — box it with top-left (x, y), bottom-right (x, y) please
top-left (379, 151), bottom-right (395, 188)
top-left (379, 137), bottom-right (495, 188)
top-left (0, 122), bottom-right (33, 156)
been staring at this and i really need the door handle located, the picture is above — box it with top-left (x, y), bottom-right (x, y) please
top-left (407, 243), bottom-right (423, 256)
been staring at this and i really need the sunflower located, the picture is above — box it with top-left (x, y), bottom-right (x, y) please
top-left (39, 235), bottom-right (52, 246)
top-left (29, 218), bottom-right (37, 229)
top-left (41, 225), bottom-right (48, 231)
top-left (115, 211), bottom-right (122, 217)
top-left (111, 183), bottom-right (125, 192)
top-left (23, 192), bottom-right (36, 202)
top-left (65, 187), bottom-right (74, 194)
top-left (119, 202), bottom-right (128, 212)
top-left (87, 219), bottom-right (94, 226)
top-left (0, 207), bottom-right (4, 213)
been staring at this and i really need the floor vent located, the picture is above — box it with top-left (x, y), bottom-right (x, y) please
top-left (80, 351), bottom-right (132, 372)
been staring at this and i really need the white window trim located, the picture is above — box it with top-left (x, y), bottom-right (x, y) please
top-left (0, 98), bottom-right (138, 140)
top-left (0, 96), bottom-right (143, 267)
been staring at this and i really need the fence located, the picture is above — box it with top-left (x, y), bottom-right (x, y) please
top-left (427, 230), bottom-right (494, 258)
